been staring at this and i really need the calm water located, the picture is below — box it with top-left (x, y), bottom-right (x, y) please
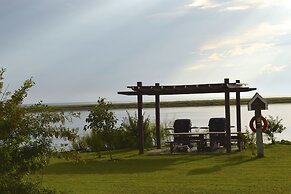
top-left (66, 103), bottom-right (291, 141)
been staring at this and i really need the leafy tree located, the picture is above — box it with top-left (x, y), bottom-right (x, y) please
top-left (0, 68), bottom-right (78, 193)
top-left (85, 98), bottom-right (117, 160)
top-left (264, 115), bottom-right (286, 144)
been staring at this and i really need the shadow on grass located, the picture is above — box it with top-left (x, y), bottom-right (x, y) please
top-left (44, 159), bottom-right (173, 175)
top-left (187, 155), bottom-right (259, 175)
top-left (44, 154), bottom-right (217, 175)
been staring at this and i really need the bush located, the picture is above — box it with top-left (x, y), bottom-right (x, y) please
top-left (0, 68), bottom-right (78, 193)
top-left (120, 111), bottom-right (154, 148)
top-left (74, 110), bottom-right (171, 153)
top-left (278, 139), bottom-right (291, 145)
top-left (241, 128), bottom-right (256, 155)
top-left (0, 177), bottom-right (56, 194)
top-left (152, 121), bottom-right (170, 146)
top-left (264, 115), bottom-right (286, 144)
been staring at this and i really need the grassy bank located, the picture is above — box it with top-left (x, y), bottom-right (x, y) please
top-left (41, 96), bottom-right (291, 111)
top-left (41, 144), bottom-right (291, 193)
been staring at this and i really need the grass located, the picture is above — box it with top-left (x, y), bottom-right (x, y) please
top-left (40, 144), bottom-right (291, 193)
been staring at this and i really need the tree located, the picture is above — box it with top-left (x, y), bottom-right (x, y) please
top-left (264, 115), bottom-right (286, 144)
top-left (0, 68), bottom-right (78, 193)
top-left (85, 98), bottom-right (117, 160)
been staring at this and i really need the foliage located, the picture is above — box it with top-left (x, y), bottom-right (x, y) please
top-left (73, 128), bottom-right (131, 155)
top-left (152, 121), bottom-right (170, 146)
top-left (84, 98), bottom-right (117, 160)
top-left (120, 111), bottom-right (154, 148)
top-left (278, 139), bottom-right (291, 145)
top-left (264, 115), bottom-right (286, 144)
top-left (119, 111), bottom-right (170, 149)
top-left (241, 127), bottom-right (256, 155)
top-left (0, 177), bottom-right (56, 194)
top-left (76, 110), bottom-right (169, 153)
top-left (0, 68), bottom-right (78, 193)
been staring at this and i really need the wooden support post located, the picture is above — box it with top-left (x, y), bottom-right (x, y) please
top-left (224, 78), bottom-right (231, 153)
top-left (137, 82), bottom-right (144, 154)
top-left (248, 93), bottom-right (268, 158)
top-left (255, 109), bottom-right (264, 157)
top-left (236, 80), bottom-right (242, 151)
top-left (155, 83), bottom-right (161, 149)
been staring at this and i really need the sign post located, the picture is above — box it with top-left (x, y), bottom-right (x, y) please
top-left (248, 93), bottom-right (268, 157)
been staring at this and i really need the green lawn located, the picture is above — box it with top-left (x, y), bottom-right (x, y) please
top-left (41, 144), bottom-right (291, 193)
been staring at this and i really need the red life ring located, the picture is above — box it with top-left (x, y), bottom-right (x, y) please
top-left (249, 116), bottom-right (268, 132)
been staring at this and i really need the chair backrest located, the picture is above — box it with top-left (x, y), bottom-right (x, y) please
top-left (173, 119), bottom-right (192, 133)
top-left (208, 118), bottom-right (226, 132)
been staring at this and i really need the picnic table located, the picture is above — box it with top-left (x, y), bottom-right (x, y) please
top-left (167, 131), bottom-right (245, 153)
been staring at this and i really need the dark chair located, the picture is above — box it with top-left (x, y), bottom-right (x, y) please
top-left (173, 119), bottom-right (192, 151)
top-left (208, 118), bottom-right (226, 150)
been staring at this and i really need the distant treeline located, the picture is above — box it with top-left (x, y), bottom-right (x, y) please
top-left (29, 97), bottom-right (291, 112)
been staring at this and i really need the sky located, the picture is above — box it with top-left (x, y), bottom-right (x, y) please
top-left (1, 0), bottom-right (291, 104)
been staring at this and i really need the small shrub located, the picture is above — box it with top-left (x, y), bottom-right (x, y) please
top-left (242, 128), bottom-right (256, 155)
top-left (151, 121), bottom-right (170, 146)
top-left (278, 139), bottom-right (291, 145)
top-left (0, 177), bottom-right (56, 194)
top-left (264, 115), bottom-right (286, 144)
top-left (120, 111), bottom-right (154, 148)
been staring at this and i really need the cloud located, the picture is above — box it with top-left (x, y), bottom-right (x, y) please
top-left (188, 0), bottom-right (220, 9)
top-left (260, 64), bottom-right (287, 74)
top-left (197, 21), bottom-right (291, 63)
top-left (225, 6), bottom-right (249, 11)
top-left (207, 53), bottom-right (222, 61)
top-left (201, 22), bottom-right (291, 51)
top-left (188, 0), bottom-right (289, 11)
top-left (206, 43), bottom-right (271, 62)
top-left (187, 20), bottom-right (291, 72)
top-left (186, 63), bottom-right (208, 71)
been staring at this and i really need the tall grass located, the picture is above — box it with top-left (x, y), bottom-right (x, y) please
top-left (73, 111), bottom-right (170, 154)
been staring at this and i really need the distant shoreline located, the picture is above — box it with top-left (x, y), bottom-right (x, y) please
top-left (37, 97), bottom-right (291, 111)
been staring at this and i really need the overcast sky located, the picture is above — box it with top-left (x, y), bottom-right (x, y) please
top-left (1, 0), bottom-right (291, 104)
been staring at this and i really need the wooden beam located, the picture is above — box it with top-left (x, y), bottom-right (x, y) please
top-left (123, 83), bottom-right (256, 96)
top-left (224, 78), bottom-right (231, 153)
top-left (137, 82), bottom-right (144, 154)
top-left (155, 83), bottom-right (161, 149)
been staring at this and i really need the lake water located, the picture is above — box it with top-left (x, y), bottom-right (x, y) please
top-left (66, 103), bottom-right (291, 142)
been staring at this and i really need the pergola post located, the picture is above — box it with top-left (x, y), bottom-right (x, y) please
top-left (236, 80), bottom-right (242, 151)
top-left (224, 78), bottom-right (231, 153)
top-left (137, 82), bottom-right (144, 154)
top-left (155, 83), bottom-right (161, 149)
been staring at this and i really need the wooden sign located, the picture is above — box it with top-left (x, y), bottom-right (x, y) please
top-left (248, 93), bottom-right (267, 157)
top-left (248, 93), bottom-right (268, 111)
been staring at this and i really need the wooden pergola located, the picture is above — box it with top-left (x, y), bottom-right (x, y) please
top-left (118, 78), bottom-right (256, 154)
